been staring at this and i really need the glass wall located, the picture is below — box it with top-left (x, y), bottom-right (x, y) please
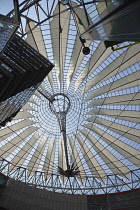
top-left (84, 0), bottom-right (140, 41)
top-left (0, 0), bottom-right (19, 53)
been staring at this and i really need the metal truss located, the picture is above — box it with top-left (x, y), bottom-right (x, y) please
top-left (17, 0), bottom-right (103, 37)
top-left (0, 159), bottom-right (140, 195)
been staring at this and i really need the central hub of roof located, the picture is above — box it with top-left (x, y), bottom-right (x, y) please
top-left (49, 93), bottom-right (70, 114)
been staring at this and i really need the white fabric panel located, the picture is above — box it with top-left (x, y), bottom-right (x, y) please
top-left (1, 133), bottom-right (12, 142)
top-left (10, 119), bottom-right (35, 131)
top-left (27, 135), bottom-right (48, 176)
top-left (1, 127), bottom-right (38, 160)
top-left (86, 116), bottom-right (140, 144)
top-left (67, 3), bottom-right (92, 90)
top-left (22, 104), bottom-right (34, 111)
top-left (45, 72), bottom-right (54, 91)
top-left (34, 90), bottom-right (41, 99)
top-left (10, 132), bottom-right (42, 171)
top-left (96, 2), bottom-right (107, 14)
top-left (39, 81), bottom-right (52, 99)
top-left (13, 111), bottom-right (33, 120)
top-left (40, 81), bottom-right (46, 93)
top-left (67, 136), bottom-right (86, 182)
top-left (67, 137), bottom-right (80, 168)
top-left (48, 73), bottom-right (54, 92)
top-left (67, 137), bottom-right (77, 168)
top-left (43, 138), bottom-right (55, 179)
top-left (80, 129), bottom-right (130, 177)
top-left (83, 123), bottom-right (140, 166)
top-left (50, 4), bottom-right (70, 87)
top-left (87, 107), bottom-right (140, 123)
top-left (123, 44), bottom-right (140, 63)
top-left (83, 44), bottom-right (140, 95)
top-left (106, 126), bottom-right (140, 146)
top-left (75, 42), bottom-right (111, 91)
top-left (0, 119), bottom-right (35, 138)
top-left (28, 97), bottom-right (37, 105)
top-left (29, 135), bottom-right (48, 174)
top-left (26, 21), bottom-right (48, 58)
top-left (58, 138), bottom-right (67, 171)
top-left (67, 38), bottom-right (91, 90)
top-left (87, 92), bottom-right (140, 106)
top-left (76, 134), bottom-right (106, 180)
top-left (86, 71), bottom-right (140, 101)
top-left (58, 138), bottom-right (67, 182)
top-left (71, 1), bottom-right (92, 28)
top-left (26, 21), bottom-right (54, 89)
top-left (66, 34), bottom-right (84, 90)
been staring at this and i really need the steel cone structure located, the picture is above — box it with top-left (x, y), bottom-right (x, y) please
top-left (0, 0), bottom-right (140, 194)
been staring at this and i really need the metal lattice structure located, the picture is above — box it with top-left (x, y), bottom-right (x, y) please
top-left (0, 0), bottom-right (20, 55)
top-left (0, 33), bottom-right (54, 126)
top-left (0, 159), bottom-right (140, 195)
top-left (0, 0), bottom-right (140, 194)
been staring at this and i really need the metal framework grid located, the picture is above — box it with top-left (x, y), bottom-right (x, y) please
top-left (0, 0), bottom-right (140, 195)
top-left (0, 0), bottom-right (20, 55)
top-left (0, 159), bottom-right (140, 195)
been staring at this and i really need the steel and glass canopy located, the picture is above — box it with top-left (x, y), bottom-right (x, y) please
top-left (0, 0), bottom-right (140, 194)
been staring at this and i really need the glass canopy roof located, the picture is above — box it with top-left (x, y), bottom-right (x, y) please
top-left (0, 0), bottom-right (140, 193)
